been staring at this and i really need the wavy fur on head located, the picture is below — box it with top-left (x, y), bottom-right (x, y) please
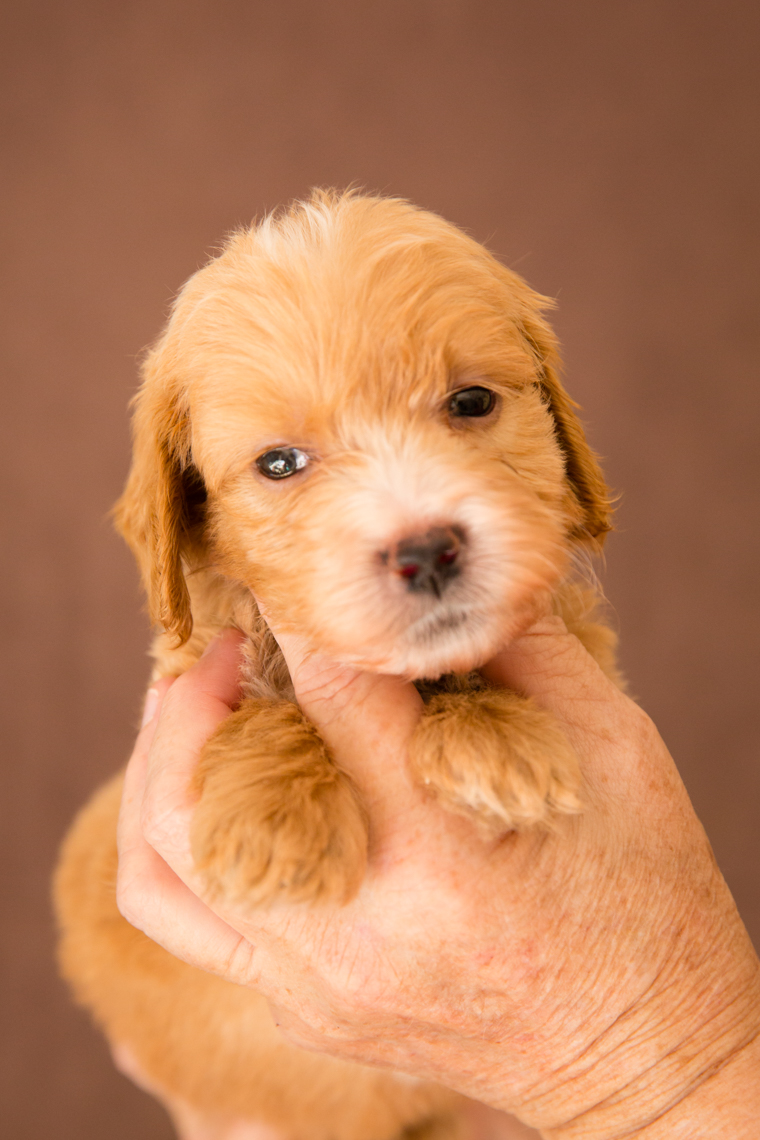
top-left (57, 190), bottom-right (618, 1138)
top-left (114, 190), bottom-right (610, 663)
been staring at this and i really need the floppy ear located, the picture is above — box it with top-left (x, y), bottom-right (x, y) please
top-left (113, 346), bottom-right (206, 646)
top-left (515, 299), bottom-right (612, 545)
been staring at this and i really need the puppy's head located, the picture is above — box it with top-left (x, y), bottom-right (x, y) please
top-left (116, 191), bottom-right (610, 678)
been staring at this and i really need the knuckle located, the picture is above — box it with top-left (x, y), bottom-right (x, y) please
top-left (140, 801), bottom-right (171, 851)
top-left (280, 1009), bottom-right (355, 1054)
top-left (276, 1018), bottom-right (322, 1051)
top-left (221, 936), bottom-right (258, 986)
top-left (115, 869), bottom-right (145, 929)
top-left (323, 961), bottom-right (390, 1018)
top-left (292, 656), bottom-right (368, 717)
top-left (140, 794), bottom-right (186, 857)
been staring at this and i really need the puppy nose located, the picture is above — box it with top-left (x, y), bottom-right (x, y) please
top-left (388, 526), bottom-right (465, 598)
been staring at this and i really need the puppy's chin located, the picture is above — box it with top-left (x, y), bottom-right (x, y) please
top-left (320, 600), bottom-right (542, 681)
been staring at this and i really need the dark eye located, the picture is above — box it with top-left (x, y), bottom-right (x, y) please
top-left (448, 386), bottom-right (495, 418)
top-left (255, 447), bottom-right (310, 480)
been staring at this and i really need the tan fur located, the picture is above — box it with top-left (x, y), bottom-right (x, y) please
top-left (55, 190), bottom-right (619, 1135)
top-left (191, 698), bottom-right (369, 905)
top-left (411, 689), bottom-right (581, 834)
top-left (55, 776), bottom-right (461, 1139)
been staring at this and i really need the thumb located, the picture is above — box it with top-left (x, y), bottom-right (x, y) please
top-left (481, 616), bottom-right (641, 780)
top-left (484, 618), bottom-right (702, 829)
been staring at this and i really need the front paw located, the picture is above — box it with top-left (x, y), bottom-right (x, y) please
top-left (410, 689), bottom-right (581, 834)
top-left (190, 699), bottom-right (368, 906)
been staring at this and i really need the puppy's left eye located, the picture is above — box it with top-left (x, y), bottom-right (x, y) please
top-left (448, 386), bottom-right (495, 418)
top-left (256, 447), bottom-right (310, 480)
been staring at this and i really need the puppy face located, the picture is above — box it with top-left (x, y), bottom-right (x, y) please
top-left (117, 192), bottom-right (610, 679)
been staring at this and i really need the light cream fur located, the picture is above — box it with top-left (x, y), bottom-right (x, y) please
top-left (55, 190), bottom-right (619, 1138)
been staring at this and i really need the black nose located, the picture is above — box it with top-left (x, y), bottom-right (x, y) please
top-left (388, 526), bottom-right (465, 598)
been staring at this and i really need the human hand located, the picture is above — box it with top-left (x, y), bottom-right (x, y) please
top-left (116, 620), bottom-right (760, 1139)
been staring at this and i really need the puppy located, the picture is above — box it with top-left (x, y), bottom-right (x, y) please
top-left (55, 190), bottom-right (619, 1139)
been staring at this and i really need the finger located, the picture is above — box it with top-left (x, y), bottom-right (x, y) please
top-left (482, 616), bottom-right (624, 726)
top-left (137, 674), bottom-right (176, 742)
top-left (119, 794), bottom-right (259, 985)
top-left (482, 616), bottom-right (662, 795)
top-left (271, 626), bottom-right (422, 733)
top-left (141, 629), bottom-right (245, 879)
top-left (117, 682), bottom-right (259, 984)
top-left (267, 625), bottom-right (428, 838)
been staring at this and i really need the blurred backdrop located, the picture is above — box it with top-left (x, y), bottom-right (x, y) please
top-left (1, 2), bottom-right (759, 1137)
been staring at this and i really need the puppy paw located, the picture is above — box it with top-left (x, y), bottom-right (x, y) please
top-left (190, 699), bottom-right (367, 906)
top-left (410, 689), bottom-right (581, 834)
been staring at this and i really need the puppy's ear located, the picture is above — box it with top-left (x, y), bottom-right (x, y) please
top-left (517, 301), bottom-right (612, 544)
top-left (113, 345), bottom-right (206, 645)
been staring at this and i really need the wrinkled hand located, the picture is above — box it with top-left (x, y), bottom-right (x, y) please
top-left (116, 619), bottom-right (760, 1139)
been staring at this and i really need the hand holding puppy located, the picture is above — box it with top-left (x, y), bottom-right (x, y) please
top-left (54, 191), bottom-right (760, 1139)
top-left (117, 620), bottom-right (760, 1140)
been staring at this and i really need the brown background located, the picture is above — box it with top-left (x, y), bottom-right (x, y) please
top-left (1, 2), bottom-right (759, 1138)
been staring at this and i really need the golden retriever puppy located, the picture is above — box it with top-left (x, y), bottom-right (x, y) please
top-left (55, 190), bottom-right (618, 1139)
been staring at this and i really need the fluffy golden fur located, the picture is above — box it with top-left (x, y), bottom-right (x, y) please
top-left (55, 190), bottom-right (619, 1137)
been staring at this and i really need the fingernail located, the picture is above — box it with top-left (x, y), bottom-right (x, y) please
top-left (141, 687), bottom-right (160, 727)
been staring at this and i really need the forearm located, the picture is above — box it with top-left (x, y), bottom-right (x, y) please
top-left (477, 864), bottom-right (760, 1140)
top-left (535, 1025), bottom-right (760, 1140)
top-left (531, 941), bottom-right (760, 1140)
top-left (631, 1032), bottom-right (760, 1140)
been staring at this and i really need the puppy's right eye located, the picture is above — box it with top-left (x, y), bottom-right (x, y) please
top-left (255, 447), bottom-right (310, 480)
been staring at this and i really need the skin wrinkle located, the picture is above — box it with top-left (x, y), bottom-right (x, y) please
top-left (489, 811), bottom-right (729, 1121)
top-left (555, 1026), bottom-right (760, 1140)
top-left (525, 926), bottom-right (760, 1133)
top-left (538, 972), bottom-right (686, 1098)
